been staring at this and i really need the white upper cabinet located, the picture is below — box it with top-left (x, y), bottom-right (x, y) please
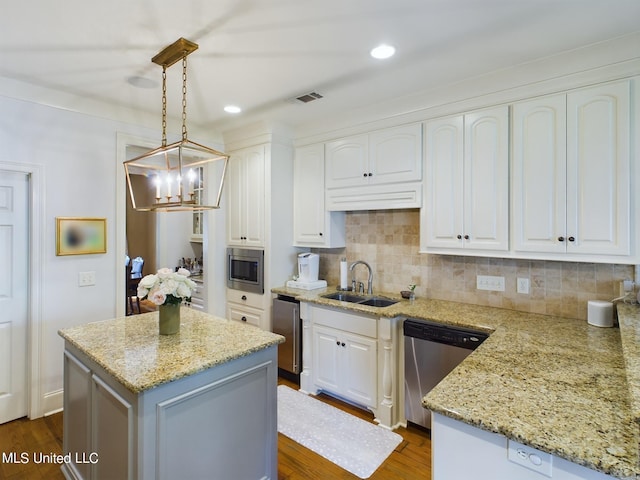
top-left (512, 94), bottom-right (567, 253)
top-left (226, 145), bottom-right (265, 247)
top-left (325, 123), bottom-right (423, 211)
top-left (325, 134), bottom-right (369, 189)
top-left (513, 81), bottom-right (630, 257)
top-left (293, 144), bottom-right (345, 248)
top-left (421, 106), bottom-right (509, 252)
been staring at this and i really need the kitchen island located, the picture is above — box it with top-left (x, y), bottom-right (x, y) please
top-left (58, 307), bottom-right (284, 480)
top-left (273, 285), bottom-right (640, 479)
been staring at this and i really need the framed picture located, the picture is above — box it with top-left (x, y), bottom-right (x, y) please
top-left (56, 217), bottom-right (107, 256)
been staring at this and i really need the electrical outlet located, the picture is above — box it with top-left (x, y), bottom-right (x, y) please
top-left (78, 271), bottom-right (96, 287)
top-left (476, 275), bottom-right (505, 292)
top-left (517, 277), bottom-right (530, 294)
top-left (508, 439), bottom-right (553, 477)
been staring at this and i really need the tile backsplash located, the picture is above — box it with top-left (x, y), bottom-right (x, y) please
top-left (312, 209), bottom-right (634, 321)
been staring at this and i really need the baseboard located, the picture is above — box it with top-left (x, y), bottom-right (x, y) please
top-left (42, 389), bottom-right (63, 416)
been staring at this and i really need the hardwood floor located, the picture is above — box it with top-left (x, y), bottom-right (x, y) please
top-left (0, 378), bottom-right (431, 479)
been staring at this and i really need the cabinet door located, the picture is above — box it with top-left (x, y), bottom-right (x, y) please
top-left (226, 151), bottom-right (245, 245)
top-left (343, 332), bottom-right (377, 408)
top-left (463, 106), bottom-right (509, 251)
top-left (226, 146), bottom-right (265, 247)
top-left (512, 94), bottom-right (567, 253)
top-left (566, 81), bottom-right (630, 256)
top-left (325, 135), bottom-right (369, 188)
top-left (63, 351), bottom-right (92, 480)
top-left (293, 144), bottom-right (346, 247)
top-left (422, 115), bottom-right (465, 249)
top-left (369, 123), bottom-right (422, 185)
top-left (312, 325), bottom-right (341, 392)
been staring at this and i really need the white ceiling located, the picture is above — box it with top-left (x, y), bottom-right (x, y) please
top-left (2, 0), bottom-right (640, 137)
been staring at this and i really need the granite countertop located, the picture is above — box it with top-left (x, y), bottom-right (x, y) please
top-left (273, 285), bottom-right (640, 479)
top-left (58, 307), bottom-right (284, 394)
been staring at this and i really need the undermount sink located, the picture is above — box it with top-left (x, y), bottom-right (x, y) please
top-left (321, 292), bottom-right (398, 308)
top-left (322, 292), bottom-right (367, 303)
top-left (358, 297), bottom-right (398, 308)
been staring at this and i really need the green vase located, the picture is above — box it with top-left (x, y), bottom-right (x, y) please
top-left (159, 304), bottom-right (180, 335)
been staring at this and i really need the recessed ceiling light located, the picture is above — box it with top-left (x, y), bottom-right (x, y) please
top-left (370, 44), bottom-right (396, 60)
top-left (126, 75), bottom-right (158, 89)
top-left (224, 105), bottom-right (242, 114)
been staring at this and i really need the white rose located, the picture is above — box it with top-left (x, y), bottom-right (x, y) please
top-left (138, 274), bottom-right (158, 289)
top-left (159, 279), bottom-right (179, 296)
top-left (177, 268), bottom-right (191, 277)
top-left (157, 268), bottom-right (173, 279)
top-left (137, 286), bottom-right (149, 299)
top-left (176, 282), bottom-right (192, 298)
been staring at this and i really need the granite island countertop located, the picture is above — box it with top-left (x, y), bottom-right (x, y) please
top-left (272, 285), bottom-right (640, 479)
top-left (58, 307), bottom-right (284, 393)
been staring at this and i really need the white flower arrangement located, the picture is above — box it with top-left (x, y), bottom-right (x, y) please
top-left (137, 267), bottom-right (197, 306)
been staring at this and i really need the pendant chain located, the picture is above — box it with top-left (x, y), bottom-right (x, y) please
top-left (182, 55), bottom-right (188, 141)
top-left (161, 66), bottom-right (167, 147)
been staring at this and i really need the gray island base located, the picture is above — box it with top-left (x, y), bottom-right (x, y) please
top-left (58, 308), bottom-right (284, 480)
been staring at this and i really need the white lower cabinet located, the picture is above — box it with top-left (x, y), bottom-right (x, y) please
top-left (312, 324), bottom-right (377, 408)
top-left (432, 413), bottom-right (615, 480)
top-left (300, 303), bottom-right (403, 429)
top-left (226, 289), bottom-right (264, 328)
top-left (62, 343), bottom-right (278, 480)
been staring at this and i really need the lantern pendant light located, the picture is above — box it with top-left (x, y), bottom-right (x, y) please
top-left (124, 38), bottom-right (229, 212)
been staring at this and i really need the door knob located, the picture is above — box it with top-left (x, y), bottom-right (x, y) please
top-left (558, 236), bottom-right (565, 242)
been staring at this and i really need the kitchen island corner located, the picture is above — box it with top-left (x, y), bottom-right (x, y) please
top-left (58, 307), bottom-right (284, 480)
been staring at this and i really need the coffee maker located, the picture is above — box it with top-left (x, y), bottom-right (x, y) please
top-left (286, 253), bottom-right (327, 290)
top-left (297, 253), bottom-right (319, 283)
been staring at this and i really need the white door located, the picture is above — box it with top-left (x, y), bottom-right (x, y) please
top-left (325, 134), bottom-right (369, 189)
top-left (0, 171), bottom-right (28, 424)
top-left (293, 144), bottom-right (327, 246)
top-left (512, 94), bottom-right (567, 253)
top-left (422, 115), bottom-right (465, 249)
top-left (566, 81), bottom-right (630, 256)
top-left (463, 106), bottom-right (509, 251)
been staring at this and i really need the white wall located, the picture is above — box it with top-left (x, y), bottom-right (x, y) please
top-left (0, 94), bottom-right (226, 415)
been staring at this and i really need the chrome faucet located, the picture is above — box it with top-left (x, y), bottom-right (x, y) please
top-left (349, 260), bottom-right (373, 294)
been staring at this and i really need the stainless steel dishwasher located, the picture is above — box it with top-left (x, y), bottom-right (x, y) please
top-left (404, 318), bottom-right (488, 430)
top-left (272, 295), bottom-right (301, 376)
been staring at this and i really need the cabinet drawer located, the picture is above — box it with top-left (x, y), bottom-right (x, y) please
top-left (311, 305), bottom-right (377, 338)
top-left (226, 289), bottom-right (264, 309)
top-left (227, 303), bottom-right (263, 328)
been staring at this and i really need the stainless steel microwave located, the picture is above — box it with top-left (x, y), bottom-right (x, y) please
top-left (226, 247), bottom-right (264, 294)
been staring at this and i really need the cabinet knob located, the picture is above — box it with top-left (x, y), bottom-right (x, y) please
top-left (568, 236), bottom-right (575, 242)
top-left (363, 173), bottom-right (368, 177)
top-left (341, 342), bottom-right (346, 347)
top-left (336, 341), bottom-right (341, 346)
top-left (457, 234), bottom-right (462, 240)
top-left (319, 232), bottom-right (323, 236)
top-left (241, 295), bottom-right (247, 301)
top-left (558, 236), bottom-right (565, 242)
top-left (368, 172), bottom-right (373, 177)
top-left (464, 234), bottom-right (469, 240)
top-left (241, 316), bottom-right (247, 322)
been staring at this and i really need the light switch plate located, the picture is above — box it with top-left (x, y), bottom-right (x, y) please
top-left (78, 271), bottom-right (96, 287)
top-left (508, 439), bottom-right (553, 477)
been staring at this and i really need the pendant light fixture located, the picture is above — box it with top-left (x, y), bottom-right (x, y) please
top-left (124, 38), bottom-right (229, 212)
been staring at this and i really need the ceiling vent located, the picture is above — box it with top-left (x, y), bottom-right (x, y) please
top-left (294, 91), bottom-right (324, 103)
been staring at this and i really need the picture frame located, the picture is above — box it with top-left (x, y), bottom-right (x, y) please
top-left (56, 217), bottom-right (107, 256)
